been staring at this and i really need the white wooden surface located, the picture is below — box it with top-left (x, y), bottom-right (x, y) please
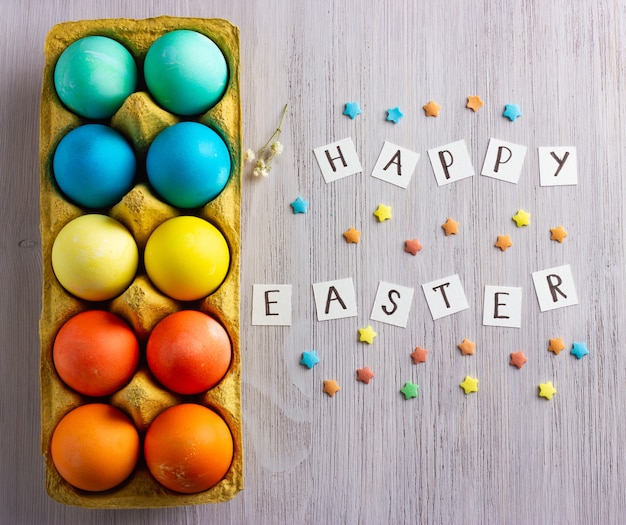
top-left (1, 0), bottom-right (625, 523)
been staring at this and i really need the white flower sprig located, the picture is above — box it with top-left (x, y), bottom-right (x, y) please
top-left (246, 103), bottom-right (288, 177)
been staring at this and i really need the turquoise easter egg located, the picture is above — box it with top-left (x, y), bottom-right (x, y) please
top-left (54, 36), bottom-right (137, 119)
top-left (143, 30), bottom-right (228, 116)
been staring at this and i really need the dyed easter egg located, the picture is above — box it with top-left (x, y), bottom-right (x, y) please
top-left (146, 122), bottom-right (231, 208)
top-left (54, 36), bottom-right (137, 119)
top-left (51, 214), bottom-right (138, 301)
top-left (143, 29), bottom-right (228, 115)
top-left (53, 310), bottom-right (139, 397)
top-left (53, 124), bottom-right (136, 209)
top-left (147, 310), bottom-right (232, 395)
top-left (144, 216), bottom-right (230, 301)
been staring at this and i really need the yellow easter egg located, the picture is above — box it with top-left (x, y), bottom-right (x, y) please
top-left (51, 214), bottom-right (138, 301)
top-left (144, 216), bottom-right (230, 301)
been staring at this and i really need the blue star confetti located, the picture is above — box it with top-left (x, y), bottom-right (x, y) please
top-left (343, 101), bottom-right (362, 119)
top-left (503, 103), bottom-right (522, 121)
top-left (386, 106), bottom-right (404, 124)
top-left (290, 196), bottom-right (309, 214)
top-left (300, 350), bottom-right (320, 369)
top-left (570, 342), bottom-right (589, 360)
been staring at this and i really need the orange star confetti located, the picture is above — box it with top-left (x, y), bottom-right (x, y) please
top-left (356, 367), bottom-right (375, 384)
top-left (442, 217), bottom-right (459, 236)
top-left (457, 338), bottom-right (476, 356)
top-left (343, 227), bottom-right (361, 244)
top-left (495, 234), bottom-right (513, 251)
top-left (466, 95), bottom-right (484, 112)
top-left (509, 351), bottom-right (528, 369)
top-left (548, 337), bottom-right (566, 355)
top-left (550, 226), bottom-right (568, 243)
top-left (323, 379), bottom-right (341, 397)
top-left (404, 238), bottom-right (423, 255)
top-left (410, 346), bottom-right (429, 364)
top-left (423, 100), bottom-right (441, 117)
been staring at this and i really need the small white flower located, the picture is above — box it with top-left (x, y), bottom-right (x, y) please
top-left (248, 104), bottom-right (288, 179)
top-left (244, 148), bottom-right (256, 162)
top-left (270, 141), bottom-right (284, 156)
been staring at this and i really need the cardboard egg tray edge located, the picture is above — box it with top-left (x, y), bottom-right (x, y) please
top-left (39, 16), bottom-right (243, 508)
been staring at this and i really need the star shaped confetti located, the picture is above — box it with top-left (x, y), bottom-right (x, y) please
top-left (300, 350), bottom-right (320, 369)
top-left (458, 338), bottom-right (476, 356)
top-left (509, 351), bottom-right (528, 369)
top-left (386, 106), bottom-right (404, 124)
top-left (343, 227), bottom-right (361, 244)
top-left (466, 95), bottom-right (484, 112)
top-left (548, 337), bottom-right (566, 355)
top-left (358, 325), bottom-right (377, 344)
top-left (423, 100), bottom-right (441, 117)
top-left (400, 381), bottom-right (419, 400)
top-left (460, 376), bottom-right (479, 395)
top-left (495, 234), bottom-right (513, 251)
top-left (404, 238), bottom-right (423, 256)
top-left (290, 196), bottom-right (309, 214)
top-left (356, 366), bottom-right (375, 384)
top-left (571, 342), bottom-right (589, 360)
top-left (323, 379), bottom-right (341, 397)
top-left (503, 103), bottom-right (522, 121)
top-left (343, 101), bottom-right (362, 119)
top-left (512, 209), bottom-right (531, 227)
top-left (538, 381), bottom-right (557, 400)
top-left (442, 217), bottom-right (459, 236)
top-left (410, 346), bottom-right (429, 364)
top-left (373, 204), bottom-right (392, 222)
top-left (550, 225), bottom-right (568, 243)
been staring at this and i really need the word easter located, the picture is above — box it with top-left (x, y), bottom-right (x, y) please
top-left (312, 137), bottom-right (577, 187)
top-left (252, 264), bottom-right (578, 327)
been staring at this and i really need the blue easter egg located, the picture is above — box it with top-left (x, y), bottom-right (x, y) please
top-left (144, 30), bottom-right (228, 115)
top-left (146, 122), bottom-right (231, 208)
top-left (53, 124), bottom-right (136, 208)
top-left (54, 36), bottom-right (137, 119)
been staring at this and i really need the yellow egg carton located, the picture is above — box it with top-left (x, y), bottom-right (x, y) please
top-left (39, 16), bottom-right (242, 507)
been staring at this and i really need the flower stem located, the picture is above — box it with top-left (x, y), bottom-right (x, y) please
top-left (259, 103), bottom-right (289, 153)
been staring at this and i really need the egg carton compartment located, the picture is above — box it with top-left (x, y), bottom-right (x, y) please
top-left (39, 17), bottom-right (242, 508)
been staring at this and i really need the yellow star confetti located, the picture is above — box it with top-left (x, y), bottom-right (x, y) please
top-left (512, 209), bottom-right (531, 227)
top-left (358, 325), bottom-right (377, 344)
top-left (373, 204), bottom-right (392, 222)
top-left (538, 381), bottom-right (557, 400)
top-left (460, 376), bottom-right (479, 395)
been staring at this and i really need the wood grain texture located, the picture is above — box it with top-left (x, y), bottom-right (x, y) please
top-left (1, 0), bottom-right (625, 523)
